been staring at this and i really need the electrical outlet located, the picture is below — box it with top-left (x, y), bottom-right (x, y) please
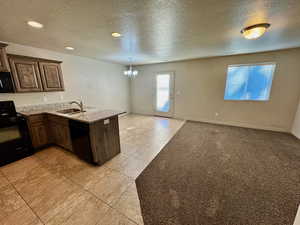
top-left (215, 112), bottom-right (219, 117)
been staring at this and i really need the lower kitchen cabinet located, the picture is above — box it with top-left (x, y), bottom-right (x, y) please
top-left (27, 114), bottom-right (50, 149)
top-left (30, 122), bottom-right (49, 148)
top-left (100, 117), bottom-right (121, 162)
top-left (48, 115), bottom-right (72, 151)
top-left (71, 116), bottom-right (121, 165)
top-left (27, 113), bottom-right (72, 151)
top-left (26, 112), bottom-right (121, 165)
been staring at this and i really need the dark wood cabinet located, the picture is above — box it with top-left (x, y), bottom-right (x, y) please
top-left (88, 116), bottom-right (121, 165)
top-left (8, 55), bottom-right (43, 92)
top-left (25, 112), bottom-right (122, 165)
top-left (7, 54), bottom-right (65, 93)
top-left (0, 43), bottom-right (66, 93)
top-left (30, 122), bottom-right (49, 148)
top-left (48, 115), bottom-right (72, 151)
top-left (0, 43), bottom-right (10, 72)
top-left (103, 117), bottom-right (121, 162)
top-left (39, 61), bottom-right (64, 91)
top-left (27, 114), bottom-right (72, 151)
top-left (27, 114), bottom-right (50, 149)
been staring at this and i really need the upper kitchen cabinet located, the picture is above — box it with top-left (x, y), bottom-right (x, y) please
top-left (39, 61), bottom-right (64, 91)
top-left (8, 54), bottom-right (65, 93)
top-left (8, 55), bottom-right (43, 92)
top-left (0, 43), bottom-right (10, 72)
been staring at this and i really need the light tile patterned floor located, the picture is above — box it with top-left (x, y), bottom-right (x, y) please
top-left (0, 114), bottom-right (184, 225)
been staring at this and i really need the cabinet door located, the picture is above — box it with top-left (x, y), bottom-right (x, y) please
top-left (0, 44), bottom-right (10, 72)
top-left (89, 116), bottom-right (121, 165)
top-left (39, 62), bottom-right (64, 91)
top-left (55, 123), bottom-right (72, 150)
top-left (103, 117), bottom-right (121, 161)
top-left (55, 123), bottom-right (64, 147)
top-left (48, 115), bottom-right (72, 151)
top-left (61, 125), bottom-right (72, 150)
top-left (8, 56), bottom-right (43, 92)
top-left (30, 122), bottom-right (49, 148)
top-left (49, 120), bottom-right (59, 144)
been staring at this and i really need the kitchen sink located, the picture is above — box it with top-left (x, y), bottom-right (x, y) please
top-left (56, 108), bottom-right (86, 115)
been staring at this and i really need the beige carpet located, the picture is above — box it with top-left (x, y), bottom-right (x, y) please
top-left (136, 121), bottom-right (300, 225)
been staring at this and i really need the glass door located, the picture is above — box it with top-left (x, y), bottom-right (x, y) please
top-left (154, 72), bottom-right (175, 117)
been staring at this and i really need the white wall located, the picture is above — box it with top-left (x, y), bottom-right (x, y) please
top-left (0, 43), bottom-right (130, 112)
top-left (292, 100), bottom-right (300, 138)
top-left (131, 48), bottom-right (300, 132)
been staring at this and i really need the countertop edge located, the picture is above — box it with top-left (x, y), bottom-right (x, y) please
top-left (19, 110), bottom-right (126, 124)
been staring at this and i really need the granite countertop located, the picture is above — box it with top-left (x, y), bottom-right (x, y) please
top-left (19, 108), bottom-right (126, 124)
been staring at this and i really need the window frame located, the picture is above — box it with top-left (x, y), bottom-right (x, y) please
top-left (224, 62), bottom-right (276, 102)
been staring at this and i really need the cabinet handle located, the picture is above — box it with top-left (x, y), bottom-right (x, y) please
top-left (0, 79), bottom-right (3, 88)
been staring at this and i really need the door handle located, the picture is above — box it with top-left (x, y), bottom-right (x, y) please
top-left (0, 79), bottom-right (3, 88)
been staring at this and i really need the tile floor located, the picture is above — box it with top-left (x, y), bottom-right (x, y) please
top-left (0, 114), bottom-right (184, 225)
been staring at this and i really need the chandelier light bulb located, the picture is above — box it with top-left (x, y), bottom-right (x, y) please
top-left (124, 64), bottom-right (138, 78)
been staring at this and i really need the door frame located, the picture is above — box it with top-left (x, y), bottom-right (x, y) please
top-left (153, 71), bottom-right (175, 118)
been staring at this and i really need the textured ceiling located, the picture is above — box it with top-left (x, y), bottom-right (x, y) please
top-left (0, 0), bottom-right (300, 65)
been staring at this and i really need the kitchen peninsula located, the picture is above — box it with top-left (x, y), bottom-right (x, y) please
top-left (20, 105), bottom-right (125, 165)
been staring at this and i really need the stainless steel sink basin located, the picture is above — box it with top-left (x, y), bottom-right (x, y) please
top-left (56, 108), bottom-right (86, 115)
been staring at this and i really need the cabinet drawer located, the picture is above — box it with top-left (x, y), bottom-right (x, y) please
top-left (28, 114), bottom-right (46, 124)
top-left (48, 114), bottom-right (68, 125)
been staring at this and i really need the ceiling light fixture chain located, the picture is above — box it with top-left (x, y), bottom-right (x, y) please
top-left (124, 34), bottom-right (138, 78)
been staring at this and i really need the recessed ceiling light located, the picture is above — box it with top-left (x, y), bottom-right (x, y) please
top-left (111, 32), bottom-right (122, 38)
top-left (27, 21), bottom-right (44, 29)
top-left (65, 46), bottom-right (75, 50)
top-left (241, 23), bottom-right (271, 40)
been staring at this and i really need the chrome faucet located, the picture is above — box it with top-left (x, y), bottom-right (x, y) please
top-left (69, 100), bottom-right (84, 112)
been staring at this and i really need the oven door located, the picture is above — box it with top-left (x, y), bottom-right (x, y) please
top-left (0, 116), bottom-right (33, 166)
top-left (0, 125), bottom-right (22, 143)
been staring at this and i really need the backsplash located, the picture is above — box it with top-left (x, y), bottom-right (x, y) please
top-left (16, 101), bottom-right (72, 112)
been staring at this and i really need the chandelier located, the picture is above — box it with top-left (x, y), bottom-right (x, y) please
top-left (124, 65), bottom-right (138, 78)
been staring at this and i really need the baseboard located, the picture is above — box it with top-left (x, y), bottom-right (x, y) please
top-left (291, 131), bottom-right (300, 139)
top-left (183, 117), bottom-right (288, 132)
top-left (119, 112), bottom-right (130, 117)
top-left (131, 111), bottom-right (289, 133)
top-left (293, 205), bottom-right (300, 225)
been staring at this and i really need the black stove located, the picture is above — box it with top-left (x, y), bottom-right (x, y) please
top-left (0, 101), bottom-right (33, 166)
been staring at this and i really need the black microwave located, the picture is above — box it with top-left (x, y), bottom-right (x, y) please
top-left (0, 72), bottom-right (14, 93)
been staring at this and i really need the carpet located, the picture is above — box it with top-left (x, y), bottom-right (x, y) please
top-left (136, 121), bottom-right (300, 225)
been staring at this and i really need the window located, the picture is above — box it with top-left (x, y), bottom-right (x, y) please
top-left (156, 74), bottom-right (170, 112)
top-left (224, 63), bottom-right (276, 101)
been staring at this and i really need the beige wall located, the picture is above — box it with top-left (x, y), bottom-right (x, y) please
top-left (0, 43), bottom-right (130, 112)
top-left (292, 100), bottom-right (300, 138)
top-left (131, 48), bottom-right (300, 132)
